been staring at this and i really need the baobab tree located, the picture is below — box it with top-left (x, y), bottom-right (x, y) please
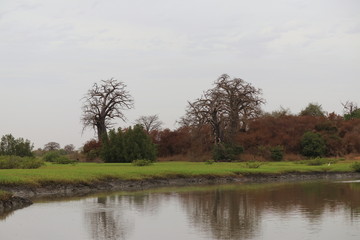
top-left (135, 114), bottom-right (163, 133)
top-left (182, 74), bottom-right (264, 144)
top-left (81, 78), bottom-right (134, 141)
top-left (181, 89), bottom-right (225, 144)
top-left (214, 74), bottom-right (264, 139)
top-left (44, 142), bottom-right (60, 151)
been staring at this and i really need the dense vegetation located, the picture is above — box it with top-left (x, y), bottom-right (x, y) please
top-left (0, 134), bottom-right (34, 157)
top-left (0, 156), bottom-right (43, 169)
top-left (101, 125), bottom-right (156, 163)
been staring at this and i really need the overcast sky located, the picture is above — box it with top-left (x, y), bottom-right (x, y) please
top-left (1, 0), bottom-right (359, 149)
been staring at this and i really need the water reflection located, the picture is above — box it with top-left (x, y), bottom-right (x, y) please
top-left (180, 189), bottom-right (261, 239)
top-left (80, 181), bottom-right (360, 240)
top-left (178, 182), bottom-right (360, 240)
top-left (1, 181), bottom-right (359, 240)
top-left (83, 193), bottom-right (171, 240)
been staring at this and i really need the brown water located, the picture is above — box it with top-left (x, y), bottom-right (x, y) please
top-left (1, 180), bottom-right (360, 240)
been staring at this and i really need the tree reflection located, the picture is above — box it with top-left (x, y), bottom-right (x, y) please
top-left (180, 189), bottom-right (261, 240)
top-left (84, 193), bottom-right (163, 240)
top-left (179, 182), bottom-right (360, 240)
top-left (82, 181), bottom-right (360, 240)
top-left (85, 195), bottom-right (134, 240)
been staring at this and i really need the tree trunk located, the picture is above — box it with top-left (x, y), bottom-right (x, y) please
top-left (96, 122), bottom-right (108, 142)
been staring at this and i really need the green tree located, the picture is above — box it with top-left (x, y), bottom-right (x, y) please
top-left (0, 134), bottom-right (16, 155)
top-left (14, 138), bottom-right (34, 157)
top-left (344, 109), bottom-right (360, 120)
top-left (0, 134), bottom-right (34, 157)
top-left (300, 103), bottom-right (325, 117)
top-left (124, 125), bottom-right (157, 162)
top-left (101, 129), bottom-right (126, 163)
top-left (342, 101), bottom-right (359, 120)
top-left (101, 125), bottom-right (156, 163)
top-left (300, 131), bottom-right (326, 158)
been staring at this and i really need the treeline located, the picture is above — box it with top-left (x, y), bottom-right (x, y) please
top-left (82, 112), bottom-right (360, 162)
top-left (147, 112), bottom-right (360, 161)
top-left (79, 76), bottom-right (360, 162)
top-left (0, 134), bottom-right (33, 157)
top-left (4, 76), bottom-right (358, 164)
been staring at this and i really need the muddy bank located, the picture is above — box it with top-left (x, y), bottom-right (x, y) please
top-left (2, 171), bottom-right (360, 200)
top-left (0, 196), bottom-right (32, 214)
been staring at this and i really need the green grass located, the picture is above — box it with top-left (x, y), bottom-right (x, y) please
top-left (0, 160), bottom-right (356, 187)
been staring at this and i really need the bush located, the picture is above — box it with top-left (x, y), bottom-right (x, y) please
top-left (205, 159), bottom-right (215, 165)
top-left (0, 156), bottom-right (44, 169)
top-left (256, 145), bottom-right (270, 160)
top-left (245, 161), bottom-right (263, 169)
top-left (42, 151), bottom-right (77, 164)
top-left (301, 131), bottom-right (326, 158)
top-left (42, 151), bottom-right (62, 162)
top-left (132, 159), bottom-right (153, 166)
top-left (344, 109), bottom-right (360, 120)
top-left (212, 143), bottom-right (243, 161)
top-left (102, 125), bottom-right (157, 163)
top-left (82, 139), bottom-right (102, 161)
top-left (270, 145), bottom-right (284, 161)
top-left (52, 156), bottom-right (77, 164)
top-left (351, 162), bottom-right (360, 172)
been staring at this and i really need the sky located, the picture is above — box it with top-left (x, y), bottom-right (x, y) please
top-left (1, 0), bottom-right (359, 149)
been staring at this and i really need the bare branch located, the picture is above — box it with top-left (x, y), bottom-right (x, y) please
top-left (81, 78), bottom-right (134, 141)
top-left (181, 74), bottom-right (264, 143)
top-left (135, 114), bottom-right (163, 133)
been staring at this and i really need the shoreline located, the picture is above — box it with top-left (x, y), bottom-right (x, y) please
top-left (0, 196), bottom-right (32, 215)
top-left (1, 171), bottom-right (360, 214)
top-left (2, 171), bottom-right (360, 200)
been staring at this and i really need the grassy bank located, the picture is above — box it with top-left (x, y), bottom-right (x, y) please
top-left (0, 160), bottom-right (357, 187)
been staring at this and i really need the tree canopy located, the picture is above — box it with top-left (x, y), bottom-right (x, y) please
top-left (135, 114), bottom-right (163, 133)
top-left (182, 74), bottom-right (264, 144)
top-left (300, 103), bottom-right (325, 117)
top-left (0, 134), bottom-right (34, 157)
top-left (101, 125), bottom-right (157, 163)
top-left (81, 78), bottom-right (134, 141)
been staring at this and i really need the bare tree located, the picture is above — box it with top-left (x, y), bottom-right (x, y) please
top-left (342, 101), bottom-right (360, 120)
top-left (214, 74), bottom-right (264, 138)
top-left (182, 74), bottom-right (264, 144)
top-left (342, 101), bottom-right (358, 115)
top-left (81, 78), bottom-right (134, 141)
top-left (44, 142), bottom-right (61, 151)
top-left (181, 89), bottom-right (225, 144)
top-left (64, 144), bottom-right (76, 154)
top-left (135, 115), bottom-right (163, 133)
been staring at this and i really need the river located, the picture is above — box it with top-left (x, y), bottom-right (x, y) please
top-left (1, 180), bottom-right (359, 240)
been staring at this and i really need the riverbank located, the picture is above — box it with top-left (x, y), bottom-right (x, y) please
top-left (1, 161), bottom-right (360, 204)
top-left (1, 171), bottom-right (360, 200)
top-left (0, 193), bottom-right (32, 214)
